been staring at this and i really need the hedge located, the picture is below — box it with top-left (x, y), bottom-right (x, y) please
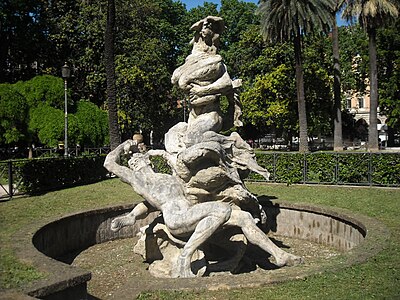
top-left (2, 151), bottom-right (399, 198)
top-left (251, 151), bottom-right (400, 186)
top-left (149, 151), bottom-right (400, 186)
top-left (8, 156), bottom-right (108, 195)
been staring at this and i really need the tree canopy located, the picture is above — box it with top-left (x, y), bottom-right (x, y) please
top-left (258, 0), bottom-right (335, 152)
top-left (0, 84), bottom-right (29, 145)
top-left (344, 0), bottom-right (399, 150)
top-left (1, 0), bottom-right (400, 150)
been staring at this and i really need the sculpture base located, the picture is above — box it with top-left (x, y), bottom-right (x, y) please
top-left (133, 216), bottom-right (250, 277)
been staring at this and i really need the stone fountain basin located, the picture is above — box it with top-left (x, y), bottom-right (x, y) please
top-left (13, 201), bottom-right (389, 300)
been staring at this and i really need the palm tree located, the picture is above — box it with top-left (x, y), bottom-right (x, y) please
top-left (105, 0), bottom-right (120, 150)
top-left (332, 0), bottom-right (347, 151)
top-left (343, 0), bottom-right (399, 151)
top-left (257, 0), bottom-right (335, 152)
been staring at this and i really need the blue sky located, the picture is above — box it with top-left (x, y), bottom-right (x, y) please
top-left (178, 0), bottom-right (349, 26)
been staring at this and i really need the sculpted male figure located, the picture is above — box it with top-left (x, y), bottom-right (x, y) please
top-left (168, 16), bottom-right (268, 221)
top-left (171, 16), bottom-right (242, 145)
top-left (104, 140), bottom-right (303, 278)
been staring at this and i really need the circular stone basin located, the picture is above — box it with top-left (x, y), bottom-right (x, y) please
top-left (16, 201), bottom-right (389, 300)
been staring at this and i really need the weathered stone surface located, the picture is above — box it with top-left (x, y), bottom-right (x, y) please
top-left (132, 217), bottom-right (208, 278)
top-left (104, 16), bottom-right (301, 278)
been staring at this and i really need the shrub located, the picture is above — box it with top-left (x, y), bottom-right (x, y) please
top-left (16, 156), bottom-right (108, 194)
top-left (251, 151), bottom-right (400, 186)
top-left (371, 153), bottom-right (400, 185)
top-left (4, 152), bottom-right (399, 198)
top-left (150, 155), bottom-right (172, 174)
top-left (337, 152), bottom-right (370, 184)
top-left (305, 152), bottom-right (336, 183)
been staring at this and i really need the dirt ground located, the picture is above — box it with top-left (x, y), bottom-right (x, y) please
top-left (72, 235), bottom-right (339, 299)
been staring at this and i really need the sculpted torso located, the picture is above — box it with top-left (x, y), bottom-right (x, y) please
top-left (127, 166), bottom-right (191, 214)
top-left (172, 53), bottom-right (225, 91)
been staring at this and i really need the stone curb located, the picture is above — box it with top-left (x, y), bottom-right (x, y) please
top-left (110, 201), bottom-right (391, 299)
top-left (6, 202), bottom-right (390, 299)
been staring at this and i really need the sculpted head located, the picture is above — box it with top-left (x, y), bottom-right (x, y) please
top-left (190, 16), bottom-right (224, 53)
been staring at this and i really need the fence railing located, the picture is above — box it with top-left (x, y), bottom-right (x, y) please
top-left (0, 147), bottom-right (111, 160)
top-left (0, 155), bottom-right (109, 200)
top-left (251, 151), bottom-right (400, 187)
top-left (1, 151), bottom-right (399, 200)
top-left (0, 160), bottom-right (24, 199)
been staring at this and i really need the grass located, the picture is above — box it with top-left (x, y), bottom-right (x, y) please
top-left (1, 180), bottom-right (400, 299)
top-left (0, 179), bottom-right (142, 289)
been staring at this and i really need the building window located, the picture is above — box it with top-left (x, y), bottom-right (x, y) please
top-left (358, 96), bottom-right (364, 109)
top-left (346, 98), bottom-right (351, 109)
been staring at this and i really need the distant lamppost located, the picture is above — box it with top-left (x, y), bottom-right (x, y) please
top-left (350, 108), bottom-right (358, 142)
top-left (61, 63), bottom-right (71, 157)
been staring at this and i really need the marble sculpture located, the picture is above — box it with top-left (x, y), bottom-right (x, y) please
top-left (104, 16), bottom-right (303, 278)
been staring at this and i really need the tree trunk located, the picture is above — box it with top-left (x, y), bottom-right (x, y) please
top-left (105, 0), bottom-right (120, 150)
top-left (294, 31), bottom-right (308, 153)
top-left (368, 28), bottom-right (379, 152)
top-left (332, 17), bottom-right (343, 151)
top-left (28, 145), bottom-right (33, 159)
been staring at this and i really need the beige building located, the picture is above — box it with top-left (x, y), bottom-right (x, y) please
top-left (345, 55), bottom-right (388, 145)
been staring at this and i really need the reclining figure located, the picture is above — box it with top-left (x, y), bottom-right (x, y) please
top-left (104, 140), bottom-right (303, 278)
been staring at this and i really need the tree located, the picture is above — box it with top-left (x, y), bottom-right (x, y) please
top-left (303, 58), bottom-right (334, 139)
top-left (0, 84), bottom-right (29, 146)
top-left (241, 65), bottom-right (297, 141)
top-left (219, 0), bottom-right (259, 77)
top-left (378, 19), bottom-right (400, 145)
top-left (1, 0), bottom-right (190, 147)
top-left (113, 0), bottom-right (187, 141)
top-left (0, 0), bottom-right (53, 83)
top-left (233, 20), bottom-right (334, 144)
top-left (0, 76), bottom-right (68, 156)
top-left (257, 0), bottom-right (335, 152)
top-left (13, 75), bottom-right (68, 155)
top-left (0, 75), bottom-right (109, 153)
top-left (105, 0), bottom-right (120, 150)
top-left (338, 25), bottom-right (369, 92)
top-left (75, 101), bottom-right (109, 148)
top-left (13, 75), bottom-right (65, 109)
top-left (344, 0), bottom-right (399, 151)
top-left (62, 0), bottom-right (107, 106)
top-left (332, 0), bottom-right (347, 151)
top-left (29, 100), bottom-right (109, 150)
top-left (29, 103), bottom-right (79, 148)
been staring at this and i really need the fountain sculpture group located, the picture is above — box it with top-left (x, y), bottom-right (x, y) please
top-left (104, 16), bottom-right (303, 278)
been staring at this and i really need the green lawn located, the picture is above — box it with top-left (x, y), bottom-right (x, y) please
top-left (1, 180), bottom-right (400, 299)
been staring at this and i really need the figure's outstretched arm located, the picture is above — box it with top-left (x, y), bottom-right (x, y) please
top-left (111, 201), bottom-right (156, 232)
top-left (104, 140), bottom-right (134, 184)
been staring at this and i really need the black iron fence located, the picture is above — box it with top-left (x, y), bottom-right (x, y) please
top-left (1, 151), bottom-right (399, 200)
top-left (251, 151), bottom-right (400, 187)
top-left (0, 161), bottom-right (19, 199)
top-left (0, 155), bottom-right (108, 200)
top-left (0, 147), bottom-right (110, 160)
